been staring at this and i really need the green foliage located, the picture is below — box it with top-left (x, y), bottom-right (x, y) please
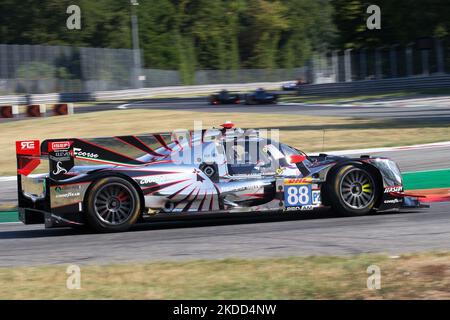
top-left (0, 0), bottom-right (337, 78)
top-left (15, 62), bottom-right (55, 80)
top-left (2, 0), bottom-right (448, 76)
top-left (15, 61), bottom-right (73, 80)
top-left (331, 0), bottom-right (450, 48)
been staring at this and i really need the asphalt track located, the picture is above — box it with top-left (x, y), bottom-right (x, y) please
top-left (76, 95), bottom-right (450, 121)
top-left (3, 95), bottom-right (450, 122)
top-left (0, 202), bottom-right (449, 267)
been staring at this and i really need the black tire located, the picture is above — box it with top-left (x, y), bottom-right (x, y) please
top-left (85, 177), bottom-right (142, 232)
top-left (327, 164), bottom-right (379, 217)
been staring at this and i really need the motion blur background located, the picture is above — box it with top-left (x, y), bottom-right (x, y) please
top-left (0, 0), bottom-right (449, 94)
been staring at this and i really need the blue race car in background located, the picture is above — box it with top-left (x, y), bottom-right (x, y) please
top-left (244, 88), bottom-right (278, 105)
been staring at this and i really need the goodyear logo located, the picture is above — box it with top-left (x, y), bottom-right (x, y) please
top-left (284, 177), bottom-right (312, 185)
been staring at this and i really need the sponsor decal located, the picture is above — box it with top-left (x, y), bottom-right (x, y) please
top-left (220, 182), bottom-right (266, 193)
top-left (49, 141), bottom-right (74, 179)
top-left (21, 141), bottom-right (35, 150)
top-left (285, 205), bottom-right (314, 211)
top-left (312, 190), bottom-right (321, 205)
top-left (384, 186), bottom-right (403, 193)
top-left (49, 141), bottom-right (71, 152)
top-left (49, 141), bottom-right (73, 164)
top-left (52, 161), bottom-right (68, 175)
top-left (16, 140), bottom-right (40, 155)
top-left (55, 191), bottom-right (81, 198)
top-left (384, 198), bottom-right (402, 204)
top-left (54, 185), bottom-right (82, 198)
top-left (73, 148), bottom-right (99, 159)
top-left (139, 175), bottom-right (172, 185)
top-left (284, 177), bottom-right (313, 185)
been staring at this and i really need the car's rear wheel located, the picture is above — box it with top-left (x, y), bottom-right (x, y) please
top-left (327, 164), bottom-right (379, 216)
top-left (85, 177), bottom-right (141, 232)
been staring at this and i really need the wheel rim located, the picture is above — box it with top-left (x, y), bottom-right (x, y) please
top-left (93, 182), bottom-right (135, 225)
top-left (339, 168), bottom-right (375, 210)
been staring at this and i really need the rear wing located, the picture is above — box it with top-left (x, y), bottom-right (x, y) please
top-left (16, 133), bottom-right (179, 180)
top-left (15, 133), bottom-right (182, 226)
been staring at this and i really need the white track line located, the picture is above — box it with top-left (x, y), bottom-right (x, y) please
top-left (117, 100), bottom-right (145, 109)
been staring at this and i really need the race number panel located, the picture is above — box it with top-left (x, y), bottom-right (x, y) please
top-left (283, 178), bottom-right (321, 209)
top-left (285, 184), bottom-right (312, 206)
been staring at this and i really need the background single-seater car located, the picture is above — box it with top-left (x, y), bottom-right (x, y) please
top-left (281, 78), bottom-right (308, 91)
top-left (244, 88), bottom-right (278, 104)
top-left (208, 90), bottom-right (241, 105)
top-left (16, 123), bottom-right (423, 232)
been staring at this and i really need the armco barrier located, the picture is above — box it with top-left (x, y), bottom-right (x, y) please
top-left (1, 75), bottom-right (449, 106)
top-left (298, 74), bottom-right (450, 95)
top-left (0, 82), bottom-right (286, 105)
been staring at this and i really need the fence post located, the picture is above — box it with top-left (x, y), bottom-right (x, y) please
top-left (421, 49), bottom-right (430, 76)
top-left (344, 49), bottom-right (352, 82)
top-left (390, 44), bottom-right (398, 78)
top-left (359, 48), bottom-right (367, 80)
top-left (405, 43), bottom-right (413, 77)
top-left (332, 50), bottom-right (339, 82)
top-left (375, 47), bottom-right (382, 79)
top-left (435, 38), bottom-right (445, 74)
top-left (310, 53), bottom-right (320, 84)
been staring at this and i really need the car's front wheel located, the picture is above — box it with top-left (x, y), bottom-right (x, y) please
top-left (85, 177), bottom-right (142, 232)
top-left (327, 164), bottom-right (379, 217)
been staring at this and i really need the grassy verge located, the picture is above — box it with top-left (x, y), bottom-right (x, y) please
top-left (0, 252), bottom-right (449, 299)
top-left (1, 109), bottom-right (450, 175)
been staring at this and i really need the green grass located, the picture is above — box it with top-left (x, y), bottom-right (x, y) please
top-left (0, 252), bottom-right (449, 299)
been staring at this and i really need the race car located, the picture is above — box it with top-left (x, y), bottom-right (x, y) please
top-left (16, 122), bottom-right (423, 233)
top-left (208, 90), bottom-right (241, 105)
top-left (244, 88), bottom-right (278, 104)
top-left (281, 78), bottom-right (308, 91)
top-left (281, 82), bottom-right (299, 91)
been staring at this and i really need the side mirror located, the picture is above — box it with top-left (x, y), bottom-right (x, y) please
top-left (288, 154), bottom-right (306, 164)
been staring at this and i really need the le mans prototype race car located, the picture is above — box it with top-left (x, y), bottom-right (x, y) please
top-left (16, 123), bottom-right (423, 232)
top-left (208, 90), bottom-right (241, 105)
top-left (244, 88), bottom-right (278, 105)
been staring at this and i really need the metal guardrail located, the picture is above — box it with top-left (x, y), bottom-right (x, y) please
top-left (1, 75), bottom-right (450, 106)
top-left (298, 74), bottom-right (450, 95)
top-left (0, 81), bottom-right (287, 105)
